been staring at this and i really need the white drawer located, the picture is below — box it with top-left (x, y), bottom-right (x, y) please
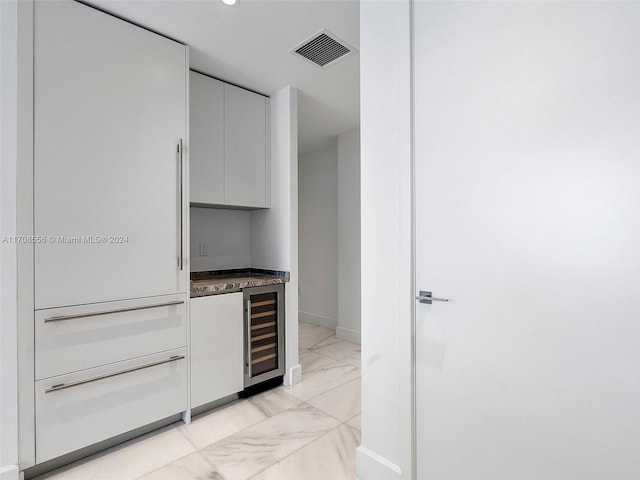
top-left (35, 295), bottom-right (187, 380)
top-left (35, 348), bottom-right (187, 464)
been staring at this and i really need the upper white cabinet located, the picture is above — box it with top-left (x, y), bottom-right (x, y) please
top-left (189, 72), bottom-right (269, 209)
top-left (190, 71), bottom-right (224, 205)
top-left (34, 0), bottom-right (188, 309)
top-left (224, 84), bottom-right (268, 208)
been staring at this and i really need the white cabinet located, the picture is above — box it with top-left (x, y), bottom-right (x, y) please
top-left (31, 0), bottom-right (189, 464)
top-left (190, 293), bottom-right (244, 408)
top-left (34, 0), bottom-right (187, 309)
top-left (190, 71), bottom-right (225, 205)
top-left (35, 348), bottom-right (187, 463)
top-left (189, 72), bottom-right (269, 209)
top-left (224, 84), bottom-right (268, 208)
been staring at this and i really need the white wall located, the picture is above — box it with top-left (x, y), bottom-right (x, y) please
top-left (251, 86), bottom-right (301, 386)
top-left (298, 141), bottom-right (339, 329)
top-left (0, 1), bottom-right (20, 478)
top-left (357, 1), bottom-right (413, 479)
top-left (337, 128), bottom-right (361, 344)
top-left (189, 207), bottom-right (251, 272)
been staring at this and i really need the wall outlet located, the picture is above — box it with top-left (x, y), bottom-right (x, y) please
top-left (199, 242), bottom-right (208, 256)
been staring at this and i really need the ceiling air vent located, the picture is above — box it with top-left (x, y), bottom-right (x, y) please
top-left (291, 29), bottom-right (357, 68)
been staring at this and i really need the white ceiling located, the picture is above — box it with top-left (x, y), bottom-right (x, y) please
top-left (87, 0), bottom-right (360, 154)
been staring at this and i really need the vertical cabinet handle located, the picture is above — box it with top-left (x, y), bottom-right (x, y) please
top-left (246, 299), bottom-right (252, 374)
top-left (177, 139), bottom-right (184, 270)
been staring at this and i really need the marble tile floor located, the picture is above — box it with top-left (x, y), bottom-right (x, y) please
top-left (35, 322), bottom-right (361, 480)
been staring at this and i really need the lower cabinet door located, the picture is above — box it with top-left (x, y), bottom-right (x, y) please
top-left (35, 294), bottom-right (187, 380)
top-left (190, 292), bottom-right (244, 408)
top-left (35, 348), bottom-right (187, 463)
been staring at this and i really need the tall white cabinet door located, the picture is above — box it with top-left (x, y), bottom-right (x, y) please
top-left (34, 1), bottom-right (187, 309)
top-left (190, 71), bottom-right (225, 205)
top-left (190, 293), bottom-right (244, 408)
top-left (224, 84), bottom-right (267, 208)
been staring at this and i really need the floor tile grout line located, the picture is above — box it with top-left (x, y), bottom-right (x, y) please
top-left (301, 397), bottom-right (359, 428)
top-left (302, 375), bottom-right (361, 408)
top-left (345, 413), bottom-right (361, 426)
top-left (141, 428), bottom-right (200, 479)
top-left (177, 423), bottom-right (201, 452)
top-left (244, 422), bottom-right (349, 480)
top-left (286, 373), bottom-right (361, 403)
top-left (298, 353), bottom-right (342, 373)
top-left (132, 450), bottom-right (213, 480)
top-left (299, 355), bottom-right (360, 373)
top-left (306, 348), bottom-right (358, 363)
top-left (299, 347), bottom-right (361, 373)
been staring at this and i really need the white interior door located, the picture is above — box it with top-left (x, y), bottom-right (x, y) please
top-left (415, 2), bottom-right (640, 478)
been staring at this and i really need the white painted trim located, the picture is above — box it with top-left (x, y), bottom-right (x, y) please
top-left (16, 0), bottom-right (35, 466)
top-left (336, 326), bottom-right (360, 345)
top-left (298, 311), bottom-right (337, 329)
top-left (286, 363), bottom-right (302, 386)
top-left (359, 1), bottom-right (414, 479)
top-left (0, 465), bottom-right (20, 480)
top-left (1, 0), bottom-right (20, 475)
top-left (356, 446), bottom-right (403, 480)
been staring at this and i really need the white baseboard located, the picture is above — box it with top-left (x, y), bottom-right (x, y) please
top-left (336, 326), bottom-right (361, 344)
top-left (285, 363), bottom-right (302, 386)
top-left (0, 465), bottom-right (20, 480)
top-left (356, 446), bottom-right (403, 480)
top-left (298, 311), bottom-right (337, 329)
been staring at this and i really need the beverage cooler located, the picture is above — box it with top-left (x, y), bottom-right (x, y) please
top-left (243, 284), bottom-right (285, 389)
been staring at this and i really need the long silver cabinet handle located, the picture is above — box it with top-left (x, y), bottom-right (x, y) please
top-left (45, 355), bottom-right (185, 394)
top-left (44, 300), bottom-right (184, 323)
top-left (177, 139), bottom-right (184, 271)
top-left (246, 299), bottom-right (252, 373)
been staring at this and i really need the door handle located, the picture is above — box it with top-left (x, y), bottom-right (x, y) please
top-left (416, 291), bottom-right (449, 304)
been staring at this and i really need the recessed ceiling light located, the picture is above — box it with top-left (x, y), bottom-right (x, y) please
top-left (221, 0), bottom-right (237, 5)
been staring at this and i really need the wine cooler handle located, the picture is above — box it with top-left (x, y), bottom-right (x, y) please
top-left (245, 299), bottom-right (252, 373)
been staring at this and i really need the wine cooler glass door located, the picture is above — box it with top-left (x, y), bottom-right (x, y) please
top-left (244, 284), bottom-right (284, 387)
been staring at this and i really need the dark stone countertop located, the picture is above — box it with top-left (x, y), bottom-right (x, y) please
top-left (190, 268), bottom-right (289, 298)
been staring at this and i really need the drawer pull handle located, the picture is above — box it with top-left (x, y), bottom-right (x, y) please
top-left (44, 355), bottom-right (185, 394)
top-left (44, 300), bottom-right (184, 323)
